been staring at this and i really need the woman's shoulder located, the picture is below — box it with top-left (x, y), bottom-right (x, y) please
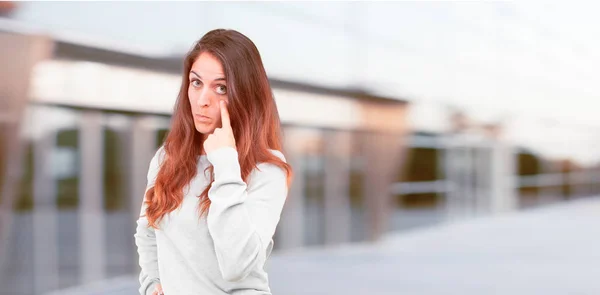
top-left (248, 150), bottom-right (288, 188)
top-left (151, 145), bottom-right (167, 167)
top-left (251, 149), bottom-right (287, 178)
top-left (267, 149), bottom-right (286, 163)
top-left (146, 146), bottom-right (166, 184)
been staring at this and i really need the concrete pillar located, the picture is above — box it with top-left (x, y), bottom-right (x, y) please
top-left (505, 143), bottom-right (519, 211)
top-left (443, 135), bottom-right (460, 220)
top-left (489, 141), bottom-right (518, 214)
top-left (357, 99), bottom-right (408, 242)
top-left (33, 132), bottom-right (59, 293)
top-left (129, 116), bottom-right (157, 272)
top-left (362, 132), bottom-right (406, 242)
top-left (129, 116), bottom-right (157, 227)
top-left (464, 144), bottom-right (476, 217)
top-left (78, 110), bottom-right (106, 283)
top-left (446, 134), bottom-right (474, 219)
top-left (276, 128), bottom-right (306, 250)
top-left (0, 32), bottom-right (53, 275)
top-left (474, 141), bottom-right (491, 216)
top-left (323, 130), bottom-right (351, 246)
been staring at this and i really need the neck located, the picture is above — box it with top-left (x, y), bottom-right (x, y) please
top-left (200, 133), bottom-right (208, 155)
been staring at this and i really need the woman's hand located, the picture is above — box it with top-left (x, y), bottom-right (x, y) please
top-left (152, 283), bottom-right (164, 295)
top-left (203, 100), bottom-right (236, 153)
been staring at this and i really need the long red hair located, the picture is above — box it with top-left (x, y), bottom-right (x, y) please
top-left (144, 29), bottom-right (293, 228)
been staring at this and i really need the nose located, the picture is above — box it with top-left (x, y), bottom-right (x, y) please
top-left (196, 88), bottom-right (212, 107)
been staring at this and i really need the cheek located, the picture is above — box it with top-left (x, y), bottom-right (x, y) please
top-left (211, 108), bottom-right (221, 126)
top-left (188, 89), bottom-right (195, 104)
top-left (214, 107), bottom-right (221, 120)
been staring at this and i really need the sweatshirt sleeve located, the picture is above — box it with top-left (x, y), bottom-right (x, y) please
top-left (206, 147), bottom-right (288, 282)
top-left (134, 146), bottom-right (165, 295)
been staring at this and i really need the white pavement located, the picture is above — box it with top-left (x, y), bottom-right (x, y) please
top-left (47, 197), bottom-right (600, 295)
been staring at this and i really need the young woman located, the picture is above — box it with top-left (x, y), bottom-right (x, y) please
top-left (134, 29), bottom-right (293, 295)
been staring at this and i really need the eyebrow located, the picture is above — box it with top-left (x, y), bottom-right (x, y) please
top-left (190, 70), bottom-right (226, 81)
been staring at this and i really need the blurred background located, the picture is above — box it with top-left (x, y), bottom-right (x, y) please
top-left (1, 1), bottom-right (600, 295)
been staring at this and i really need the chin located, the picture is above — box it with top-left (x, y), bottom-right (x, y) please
top-left (194, 124), bottom-right (214, 135)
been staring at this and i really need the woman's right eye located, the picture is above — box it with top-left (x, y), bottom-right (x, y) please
top-left (190, 79), bottom-right (202, 88)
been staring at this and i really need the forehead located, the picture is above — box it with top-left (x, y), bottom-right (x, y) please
top-left (190, 52), bottom-right (224, 78)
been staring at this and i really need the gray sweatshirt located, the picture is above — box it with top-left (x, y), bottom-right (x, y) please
top-left (134, 146), bottom-right (288, 295)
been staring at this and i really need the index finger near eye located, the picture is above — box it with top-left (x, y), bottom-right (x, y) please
top-left (220, 100), bottom-right (231, 128)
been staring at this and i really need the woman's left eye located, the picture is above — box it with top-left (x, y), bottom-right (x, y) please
top-left (215, 85), bottom-right (227, 95)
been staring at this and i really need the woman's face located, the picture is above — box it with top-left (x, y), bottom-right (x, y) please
top-left (188, 52), bottom-right (229, 137)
